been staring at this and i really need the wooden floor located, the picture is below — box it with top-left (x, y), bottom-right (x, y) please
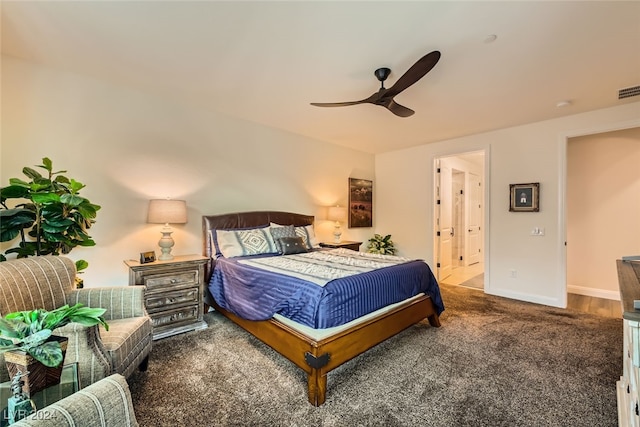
top-left (567, 293), bottom-right (621, 318)
top-left (441, 263), bottom-right (622, 319)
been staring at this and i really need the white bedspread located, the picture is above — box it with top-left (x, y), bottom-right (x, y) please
top-left (237, 248), bottom-right (413, 287)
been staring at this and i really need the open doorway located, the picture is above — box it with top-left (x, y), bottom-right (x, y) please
top-left (434, 151), bottom-right (485, 289)
top-left (566, 127), bottom-right (640, 302)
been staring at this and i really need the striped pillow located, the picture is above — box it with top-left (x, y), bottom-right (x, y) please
top-left (270, 225), bottom-right (296, 253)
top-left (271, 223), bottom-right (319, 250)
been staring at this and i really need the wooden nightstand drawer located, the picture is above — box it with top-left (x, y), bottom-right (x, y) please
top-left (143, 270), bottom-right (197, 292)
top-left (150, 305), bottom-right (199, 330)
top-left (145, 287), bottom-right (199, 312)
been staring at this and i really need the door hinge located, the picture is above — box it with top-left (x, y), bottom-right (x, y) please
top-left (437, 199), bottom-right (441, 205)
top-left (460, 190), bottom-right (464, 195)
top-left (436, 262), bottom-right (441, 268)
top-left (459, 256), bottom-right (463, 261)
top-left (436, 231), bottom-right (441, 236)
top-left (437, 168), bottom-right (441, 173)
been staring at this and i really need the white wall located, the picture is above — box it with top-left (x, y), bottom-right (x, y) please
top-left (376, 102), bottom-right (640, 308)
top-left (4, 55), bottom-right (640, 307)
top-left (567, 127), bottom-right (640, 299)
top-left (1, 57), bottom-right (375, 286)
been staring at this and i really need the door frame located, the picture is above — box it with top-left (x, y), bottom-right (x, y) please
top-left (433, 147), bottom-right (490, 290)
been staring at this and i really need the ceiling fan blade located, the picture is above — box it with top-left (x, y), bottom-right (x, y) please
top-left (386, 100), bottom-right (415, 118)
top-left (310, 91), bottom-right (381, 108)
top-left (385, 50), bottom-right (441, 98)
top-left (310, 100), bottom-right (368, 107)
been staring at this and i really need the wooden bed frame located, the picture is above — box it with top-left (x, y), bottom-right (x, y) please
top-left (202, 211), bottom-right (441, 406)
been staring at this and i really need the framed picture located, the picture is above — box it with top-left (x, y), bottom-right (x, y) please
top-left (139, 251), bottom-right (156, 264)
top-left (509, 183), bottom-right (540, 212)
top-left (348, 178), bottom-right (373, 227)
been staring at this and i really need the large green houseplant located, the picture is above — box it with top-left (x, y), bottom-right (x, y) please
top-left (367, 234), bottom-right (397, 255)
top-left (0, 157), bottom-right (101, 272)
top-left (0, 303), bottom-right (109, 368)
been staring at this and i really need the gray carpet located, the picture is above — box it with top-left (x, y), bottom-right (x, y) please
top-left (128, 284), bottom-right (622, 426)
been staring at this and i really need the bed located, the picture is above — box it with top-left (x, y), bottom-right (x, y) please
top-left (202, 211), bottom-right (443, 406)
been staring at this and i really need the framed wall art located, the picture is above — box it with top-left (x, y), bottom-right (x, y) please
top-left (509, 183), bottom-right (539, 212)
top-left (348, 178), bottom-right (373, 227)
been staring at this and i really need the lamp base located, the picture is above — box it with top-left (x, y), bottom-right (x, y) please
top-left (333, 221), bottom-right (342, 244)
top-left (158, 226), bottom-right (175, 261)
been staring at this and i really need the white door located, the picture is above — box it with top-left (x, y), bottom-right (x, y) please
top-left (452, 171), bottom-right (465, 267)
top-left (467, 172), bottom-right (482, 265)
top-left (437, 163), bottom-right (453, 280)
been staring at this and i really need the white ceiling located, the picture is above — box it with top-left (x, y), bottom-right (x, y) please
top-left (2, 1), bottom-right (639, 154)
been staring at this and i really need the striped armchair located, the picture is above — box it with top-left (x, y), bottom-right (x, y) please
top-left (13, 374), bottom-right (138, 426)
top-left (0, 256), bottom-right (153, 388)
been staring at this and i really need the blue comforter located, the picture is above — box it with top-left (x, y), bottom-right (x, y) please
top-left (209, 251), bottom-right (444, 329)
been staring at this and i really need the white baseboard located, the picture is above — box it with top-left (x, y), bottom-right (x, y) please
top-left (486, 288), bottom-right (564, 308)
top-left (567, 284), bottom-right (620, 301)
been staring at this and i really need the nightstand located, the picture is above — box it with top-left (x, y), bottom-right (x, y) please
top-left (124, 254), bottom-right (208, 340)
top-left (319, 241), bottom-right (363, 251)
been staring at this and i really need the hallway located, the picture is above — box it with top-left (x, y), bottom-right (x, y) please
top-left (439, 263), bottom-right (484, 288)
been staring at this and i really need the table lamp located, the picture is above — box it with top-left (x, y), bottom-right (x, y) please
top-left (147, 199), bottom-right (187, 260)
top-left (327, 206), bottom-right (347, 243)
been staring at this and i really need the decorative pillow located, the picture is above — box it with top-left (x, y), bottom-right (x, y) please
top-left (214, 226), bottom-right (277, 258)
top-left (295, 225), bottom-right (319, 249)
top-left (278, 236), bottom-right (308, 255)
top-left (270, 222), bottom-right (320, 250)
top-left (270, 225), bottom-right (297, 253)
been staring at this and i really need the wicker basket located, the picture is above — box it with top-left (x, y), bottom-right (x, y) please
top-left (4, 335), bottom-right (68, 396)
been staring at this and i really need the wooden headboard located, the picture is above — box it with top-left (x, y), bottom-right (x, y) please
top-left (201, 211), bottom-right (314, 297)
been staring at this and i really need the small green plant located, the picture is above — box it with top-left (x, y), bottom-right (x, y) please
top-left (0, 303), bottom-right (109, 367)
top-left (367, 234), bottom-right (397, 255)
top-left (0, 157), bottom-right (101, 272)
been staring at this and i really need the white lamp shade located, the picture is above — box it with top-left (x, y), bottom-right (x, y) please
top-left (147, 199), bottom-right (187, 224)
top-left (327, 206), bottom-right (347, 222)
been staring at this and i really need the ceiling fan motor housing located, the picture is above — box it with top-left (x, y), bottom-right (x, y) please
top-left (375, 67), bottom-right (391, 83)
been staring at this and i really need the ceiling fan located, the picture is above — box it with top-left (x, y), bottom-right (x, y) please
top-left (310, 50), bottom-right (441, 118)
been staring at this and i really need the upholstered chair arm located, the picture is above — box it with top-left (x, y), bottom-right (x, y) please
top-left (13, 373), bottom-right (139, 427)
top-left (53, 322), bottom-right (111, 389)
top-left (67, 286), bottom-right (147, 320)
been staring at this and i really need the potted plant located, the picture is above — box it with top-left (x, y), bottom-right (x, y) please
top-left (0, 157), bottom-right (101, 275)
top-left (0, 303), bottom-right (108, 395)
top-left (367, 234), bottom-right (397, 255)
